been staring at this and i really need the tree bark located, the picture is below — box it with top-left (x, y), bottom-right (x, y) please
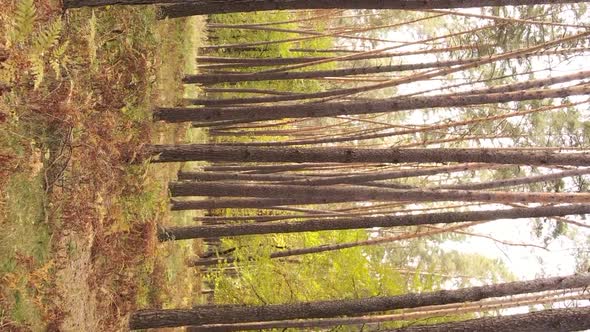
top-left (194, 45), bottom-right (488, 66)
top-left (187, 297), bottom-right (589, 331)
top-left (202, 162), bottom-right (359, 173)
top-left (169, 181), bottom-right (590, 209)
top-left (440, 167), bottom-right (590, 190)
top-left (154, 84), bottom-right (590, 123)
top-left (158, 204), bottom-right (590, 239)
top-left (170, 197), bottom-right (309, 210)
top-left (128, 273), bottom-right (590, 329)
top-left (202, 88), bottom-right (295, 96)
top-left (151, 0), bottom-right (590, 18)
top-left (178, 163), bottom-right (494, 185)
top-left (383, 306), bottom-right (590, 332)
top-left (183, 58), bottom-right (479, 85)
top-left (150, 145), bottom-right (590, 166)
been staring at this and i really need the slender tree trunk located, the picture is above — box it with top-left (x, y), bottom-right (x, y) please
top-left (440, 168), bottom-right (590, 190)
top-left (202, 24), bottom-right (409, 51)
top-left (177, 170), bottom-right (305, 182)
top-left (150, 145), bottom-right (590, 166)
top-left (205, 13), bottom-right (444, 49)
top-left (169, 181), bottom-right (590, 205)
top-left (148, 0), bottom-right (590, 18)
top-left (184, 58), bottom-right (480, 85)
top-left (155, 84), bottom-right (590, 123)
top-left (178, 163), bottom-right (494, 185)
top-left (206, 9), bottom-right (344, 28)
top-left (188, 221), bottom-right (481, 266)
top-left (164, 31), bottom-right (587, 114)
top-left (158, 204), bottom-right (590, 239)
top-left (427, 8), bottom-right (590, 29)
top-left (170, 197), bottom-right (309, 211)
top-left (202, 88), bottom-right (295, 96)
top-left (210, 91), bottom-right (585, 143)
top-left (202, 162), bottom-right (363, 173)
top-left (128, 273), bottom-right (590, 329)
top-left (195, 45), bottom-right (486, 66)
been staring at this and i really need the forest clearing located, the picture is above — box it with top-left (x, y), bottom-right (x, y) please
top-left (2, 0), bottom-right (590, 331)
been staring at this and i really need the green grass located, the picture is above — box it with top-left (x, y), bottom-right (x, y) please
top-left (0, 173), bottom-right (51, 330)
top-left (133, 15), bottom-right (209, 313)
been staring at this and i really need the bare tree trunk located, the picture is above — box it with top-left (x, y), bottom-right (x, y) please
top-left (188, 221), bottom-right (481, 266)
top-left (178, 163), bottom-right (494, 185)
top-left (155, 84), bottom-right (590, 123)
top-left (382, 306), bottom-right (590, 332)
top-left (158, 204), bottom-right (590, 239)
top-left (184, 58), bottom-right (479, 85)
top-left (149, 0), bottom-right (590, 19)
top-left (128, 273), bottom-right (590, 329)
top-left (195, 45), bottom-right (487, 67)
top-left (186, 295), bottom-right (589, 331)
top-left (202, 162), bottom-right (364, 173)
top-left (169, 181), bottom-right (590, 204)
top-left (202, 88), bottom-right (295, 96)
top-left (149, 145), bottom-right (590, 166)
top-left (440, 168), bottom-right (590, 190)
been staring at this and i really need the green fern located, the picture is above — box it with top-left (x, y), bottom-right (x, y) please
top-left (29, 19), bottom-right (64, 87)
top-left (32, 19), bottom-right (62, 54)
top-left (52, 41), bottom-right (69, 59)
top-left (12, 0), bottom-right (37, 44)
top-left (30, 55), bottom-right (44, 90)
top-left (87, 11), bottom-right (97, 70)
top-left (51, 41), bottom-right (69, 79)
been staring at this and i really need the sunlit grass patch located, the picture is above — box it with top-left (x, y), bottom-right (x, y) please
top-left (133, 15), bottom-right (208, 315)
top-left (0, 172), bottom-right (53, 330)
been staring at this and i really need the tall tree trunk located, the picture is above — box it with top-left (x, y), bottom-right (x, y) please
top-left (169, 181), bottom-right (590, 205)
top-left (170, 197), bottom-right (308, 210)
top-left (155, 84), bottom-right (590, 123)
top-left (187, 296), bottom-right (589, 331)
top-left (184, 58), bottom-right (479, 85)
top-left (149, 145), bottom-right (590, 166)
top-left (177, 163), bottom-right (494, 184)
top-left (158, 204), bottom-right (590, 239)
top-left (440, 167), bottom-right (590, 190)
top-left (202, 88), bottom-right (295, 96)
top-left (188, 221), bottom-right (481, 266)
top-left (202, 162), bottom-right (363, 173)
top-left (128, 273), bottom-right (590, 329)
top-left (194, 45), bottom-right (488, 66)
top-left (150, 0), bottom-right (590, 18)
top-left (382, 306), bottom-right (590, 332)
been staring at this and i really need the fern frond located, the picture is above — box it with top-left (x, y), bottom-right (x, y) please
top-left (33, 19), bottom-right (62, 54)
top-left (51, 41), bottom-right (69, 79)
top-left (52, 41), bottom-right (69, 60)
top-left (50, 59), bottom-right (60, 79)
top-left (30, 55), bottom-right (44, 89)
top-left (13, 0), bottom-right (37, 43)
top-left (87, 11), bottom-right (97, 69)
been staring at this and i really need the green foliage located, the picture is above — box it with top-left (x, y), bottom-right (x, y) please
top-left (4, 0), bottom-right (68, 89)
top-left (10, 0), bottom-right (36, 44)
top-left (207, 10), bottom-right (336, 100)
top-left (0, 173), bottom-right (51, 330)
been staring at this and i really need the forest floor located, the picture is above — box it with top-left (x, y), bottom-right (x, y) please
top-left (0, 1), bottom-right (206, 330)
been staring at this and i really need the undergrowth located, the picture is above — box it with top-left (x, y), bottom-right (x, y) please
top-left (0, 0), bottom-right (205, 330)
